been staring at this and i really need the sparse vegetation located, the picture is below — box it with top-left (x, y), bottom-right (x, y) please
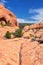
top-left (0, 21), bottom-right (4, 27)
top-left (5, 31), bottom-right (11, 39)
top-left (19, 23), bottom-right (34, 29)
top-left (0, 20), bottom-right (11, 26)
top-left (6, 20), bottom-right (11, 26)
top-left (4, 28), bottom-right (23, 39)
top-left (13, 28), bottom-right (23, 37)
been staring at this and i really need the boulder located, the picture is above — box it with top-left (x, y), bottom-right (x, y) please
top-left (23, 25), bottom-right (30, 33)
top-left (0, 4), bottom-right (18, 27)
top-left (23, 21), bottom-right (43, 41)
top-left (22, 29), bottom-right (34, 39)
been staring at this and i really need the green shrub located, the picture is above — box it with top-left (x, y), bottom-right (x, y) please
top-left (5, 31), bottom-right (11, 39)
top-left (13, 28), bottom-right (23, 37)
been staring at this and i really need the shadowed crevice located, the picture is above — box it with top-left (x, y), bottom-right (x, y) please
top-left (19, 44), bottom-right (23, 65)
top-left (0, 17), bottom-right (7, 24)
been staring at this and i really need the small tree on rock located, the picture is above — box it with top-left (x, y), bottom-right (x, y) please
top-left (13, 28), bottom-right (23, 37)
top-left (5, 31), bottom-right (11, 39)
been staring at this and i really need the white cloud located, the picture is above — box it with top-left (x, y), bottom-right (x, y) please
top-left (29, 8), bottom-right (43, 21)
top-left (0, 0), bottom-right (7, 5)
top-left (17, 18), bottom-right (29, 23)
top-left (17, 8), bottom-right (43, 23)
top-left (17, 18), bottom-right (37, 23)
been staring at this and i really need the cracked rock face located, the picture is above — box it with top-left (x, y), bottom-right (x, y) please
top-left (0, 39), bottom-right (43, 65)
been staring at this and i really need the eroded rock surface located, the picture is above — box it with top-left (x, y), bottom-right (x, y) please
top-left (0, 4), bottom-right (18, 27)
top-left (23, 21), bottom-right (43, 43)
top-left (21, 41), bottom-right (43, 65)
top-left (0, 39), bottom-right (43, 65)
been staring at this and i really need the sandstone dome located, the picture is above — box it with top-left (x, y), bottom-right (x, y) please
top-left (0, 4), bottom-right (19, 27)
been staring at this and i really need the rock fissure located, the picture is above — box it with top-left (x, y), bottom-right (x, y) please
top-left (19, 44), bottom-right (23, 65)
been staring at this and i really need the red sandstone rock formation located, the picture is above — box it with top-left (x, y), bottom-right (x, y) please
top-left (29, 21), bottom-right (43, 29)
top-left (0, 4), bottom-right (18, 27)
top-left (23, 21), bottom-right (43, 42)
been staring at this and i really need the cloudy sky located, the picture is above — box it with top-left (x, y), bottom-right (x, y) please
top-left (0, 0), bottom-right (43, 23)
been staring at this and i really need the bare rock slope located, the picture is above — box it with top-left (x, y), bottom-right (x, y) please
top-left (0, 38), bottom-right (43, 65)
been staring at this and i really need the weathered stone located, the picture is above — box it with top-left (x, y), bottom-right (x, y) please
top-left (0, 4), bottom-right (18, 27)
top-left (29, 21), bottom-right (43, 29)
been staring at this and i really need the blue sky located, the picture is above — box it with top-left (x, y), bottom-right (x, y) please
top-left (0, 0), bottom-right (43, 23)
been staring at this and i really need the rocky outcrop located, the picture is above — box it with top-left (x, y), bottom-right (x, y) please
top-left (23, 21), bottom-right (43, 32)
top-left (29, 21), bottom-right (43, 29)
top-left (23, 21), bottom-right (43, 43)
top-left (0, 4), bottom-right (18, 27)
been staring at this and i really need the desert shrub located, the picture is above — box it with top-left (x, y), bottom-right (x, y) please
top-left (6, 20), bottom-right (11, 26)
top-left (5, 31), bottom-right (11, 39)
top-left (0, 21), bottom-right (4, 27)
top-left (13, 28), bottom-right (23, 37)
top-left (0, 20), bottom-right (11, 26)
top-left (29, 34), bottom-right (34, 37)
